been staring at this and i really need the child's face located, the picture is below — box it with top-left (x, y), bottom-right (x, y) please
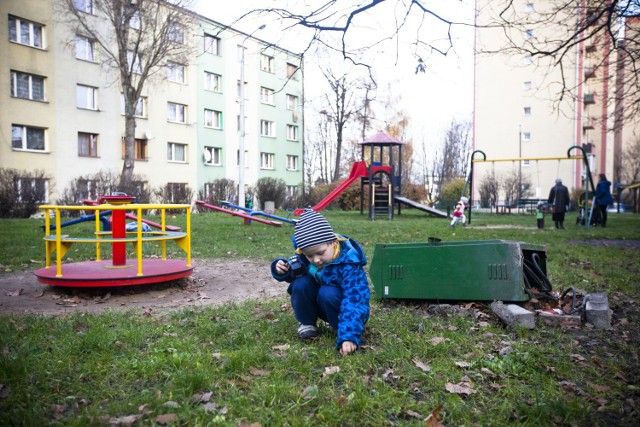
top-left (301, 242), bottom-right (336, 268)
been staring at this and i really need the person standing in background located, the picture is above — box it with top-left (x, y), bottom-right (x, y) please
top-left (595, 173), bottom-right (614, 228)
top-left (548, 178), bottom-right (570, 229)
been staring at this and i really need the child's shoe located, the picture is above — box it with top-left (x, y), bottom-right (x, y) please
top-left (297, 323), bottom-right (319, 339)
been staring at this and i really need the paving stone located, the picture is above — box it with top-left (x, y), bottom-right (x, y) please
top-left (491, 301), bottom-right (535, 329)
top-left (585, 292), bottom-right (611, 330)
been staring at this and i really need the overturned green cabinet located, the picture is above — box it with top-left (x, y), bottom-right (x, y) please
top-left (370, 240), bottom-right (547, 302)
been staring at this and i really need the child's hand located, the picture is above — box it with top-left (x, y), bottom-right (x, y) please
top-left (275, 260), bottom-right (290, 275)
top-left (340, 341), bottom-right (357, 356)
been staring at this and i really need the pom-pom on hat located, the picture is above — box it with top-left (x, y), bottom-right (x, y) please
top-left (294, 208), bottom-right (336, 250)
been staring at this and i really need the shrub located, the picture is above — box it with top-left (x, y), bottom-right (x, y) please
top-left (198, 178), bottom-right (237, 207)
top-left (438, 178), bottom-right (466, 212)
top-left (479, 172), bottom-right (499, 208)
top-left (254, 177), bottom-right (286, 209)
top-left (153, 183), bottom-right (194, 213)
top-left (0, 168), bottom-right (52, 218)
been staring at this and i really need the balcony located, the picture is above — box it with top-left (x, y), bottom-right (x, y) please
top-left (585, 44), bottom-right (596, 53)
top-left (583, 117), bottom-right (596, 130)
top-left (584, 93), bottom-right (596, 104)
top-left (584, 67), bottom-right (596, 79)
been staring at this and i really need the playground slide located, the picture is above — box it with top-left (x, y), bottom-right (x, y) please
top-left (293, 161), bottom-right (369, 216)
top-left (394, 196), bottom-right (449, 218)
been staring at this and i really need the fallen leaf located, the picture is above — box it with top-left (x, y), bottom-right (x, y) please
top-left (31, 290), bottom-right (44, 298)
top-left (455, 361), bottom-right (471, 368)
top-left (424, 404), bottom-right (444, 426)
top-left (163, 401), bottom-right (180, 407)
top-left (570, 354), bottom-right (586, 362)
top-left (271, 344), bottom-right (290, 351)
top-left (5, 289), bottom-right (23, 297)
top-left (322, 366), bottom-right (340, 379)
top-left (480, 367), bottom-right (496, 377)
top-left (110, 414), bottom-right (142, 426)
top-left (428, 337), bottom-right (446, 345)
top-left (412, 359), bottom-right (431, 373)
top-left (445, 382), bottom-right (477, 395)
top-left (403, 409), bottom-right (421, 418)
top-left (588, 382), bottom-right (610, 393)
top-left (0, 384), bottom-right (10, 399)
top-left (155, 413), bottom-right (178, 425)
top-left (249, 368), bottom-right (269, 376)
top-left (201, 402), bottom-right (219, 412)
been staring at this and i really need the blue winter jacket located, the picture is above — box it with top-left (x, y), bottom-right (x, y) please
top-left (271, 235), bottom-right (370, 349)
top-left (595, 179), bottom-right (614, 206)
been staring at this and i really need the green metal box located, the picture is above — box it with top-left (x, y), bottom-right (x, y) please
top-left (370, 240), bottom-right (547, 302)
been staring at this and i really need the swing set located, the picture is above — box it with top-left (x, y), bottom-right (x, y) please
top-left (462, 145), bottom-right (596, 228)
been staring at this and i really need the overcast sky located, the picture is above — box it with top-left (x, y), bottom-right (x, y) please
top-left (193, 1), bottom-right (475, 150)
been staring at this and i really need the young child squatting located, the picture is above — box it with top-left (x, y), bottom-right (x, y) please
top-left (271, 208), bottom-right (370, 356)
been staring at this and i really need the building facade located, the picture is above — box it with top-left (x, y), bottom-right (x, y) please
top-left (473, 0), bottom-right (638, 205)
top-left (1, 0), bottom-right (304, 208)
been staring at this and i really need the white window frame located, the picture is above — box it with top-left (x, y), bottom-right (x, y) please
top-left (260, 54), bottom-right (275, 73)
top-left (204, 72), bottom-right (221, 92)
top-left (286, 94), bottom-right (298, 110)
top-left (204, 146), bottom-right (222, 166)
top-left (286, 185), bottom-right (298, 197)
top-left (204, 33), bottom-right (220, 55)
top-left (286, 155), bottom-right (298, 171)
top-left (16, 177), bottom-right (49, 203)
top-left (167, 142), bottom-right (187, 163)
top-left (522, 132), bottom-right (532, 141)
top-left (78, 132), bottom-right (98, 157)
top-left (74, 0), bottom-right (93, 14)
top-left (77, 84), bottom-right (98, 110)
top-left (525, 29), bottom-right (533, 39)
top-left (287, 63), bottom-right (299, 80)
top-left (127, 50), bottom-right (143, 74)
top-left (8, 15), bottom-right (44, 48)
top-left (260, 152), bottom-right (274, 169)
top-left (11, 125), bottom-right (46, 151)
top-left (260, 87), bottom-right (275, 105)
top-left (167, 62), bottom-right (186, 83)
top-left (523, 81), bottom-right (532, 91)
top-left (75, 35), bottom-right (96, 61)
top-left (10, 71), bottom-right (45, 101)
top-left (167, 102), bottom-right (187, 124)
top-left (524, 107), bottom-right (532, 116)
top-left (524, 55), bottom-right (533, 65)
top-left (260, 120), bottom-right (275, 137)
top-left (129, 11), bottom-right (141, 30)
top-left (120, 95), bottom-right (147, 118)
top-left (286, 124), bottom-right (298, 141)
top-left (204, 109), bottom-right (222, 129)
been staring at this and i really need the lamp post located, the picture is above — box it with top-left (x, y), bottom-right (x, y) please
top-left (238, 24), bottom-right (266, 208)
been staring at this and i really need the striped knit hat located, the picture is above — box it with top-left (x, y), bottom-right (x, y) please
top-left (294, 208), bottom-right (336, 250)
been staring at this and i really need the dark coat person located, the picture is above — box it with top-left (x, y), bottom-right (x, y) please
top-left (548, 178), bottom-right (570, 229)
top-left (595, 173), bottom-right (614, 228)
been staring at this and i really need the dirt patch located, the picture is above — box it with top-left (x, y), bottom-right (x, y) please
top-left (569, 238), bottom-right (640, 250)
top-left (0, 259), bottom-right (285, 316)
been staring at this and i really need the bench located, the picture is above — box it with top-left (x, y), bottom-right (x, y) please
top-left (495, 203), bottom-right (516, 214)
top-left (517, 199), bottom-right (546, 215)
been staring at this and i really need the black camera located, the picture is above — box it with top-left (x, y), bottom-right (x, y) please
top-left (287, 255), bottom-right (306, 279)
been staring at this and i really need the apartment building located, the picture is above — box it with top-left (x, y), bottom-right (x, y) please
top-left (0, 0), bottom-right (303, 206)
top-left (473, 0), bottom-right (638, 203)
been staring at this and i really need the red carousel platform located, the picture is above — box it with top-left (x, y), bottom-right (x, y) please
top-left (35, 196), bottom-right (193, 288)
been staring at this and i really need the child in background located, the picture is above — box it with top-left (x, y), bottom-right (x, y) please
top-left (271, 208), bottom-right (370, 356)
top-left (450, 202), bottom-right (465, 227)
top-left (536, 202), bottom-right (545, 229)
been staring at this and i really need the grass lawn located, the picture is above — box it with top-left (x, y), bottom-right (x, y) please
top-left (0, 209), bottom-right (639, 426)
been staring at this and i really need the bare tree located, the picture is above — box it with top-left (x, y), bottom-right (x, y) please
top-left (436, 118), bottom-right (472, 185)
top-left (622, 133), bottom-right (640, 184)
top-left (57, 0), bottom-right (195, 191)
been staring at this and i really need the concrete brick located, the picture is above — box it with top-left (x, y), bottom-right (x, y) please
top-left (585, 292), bottom-right (611, 330)
top-left (491, 301), bottom-right (535, 329)
top-left (538, 313), bottom-right (582, 328)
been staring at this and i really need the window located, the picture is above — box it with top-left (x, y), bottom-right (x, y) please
top-left (260, 120), bottom-right (275, 137)
top-left (9, 15), bottom-right (43, 48)
top-left (204, 33), bottom-right (220, 55)
top-left (16, 177), bottom-right (48, 203)
top-left (11, 125), bottom-right (46, 151)
top-left (260, 152), bottom-right (274, 169)
top-left (204, 72), bottom-right (221, 92)
top-left (260, 87), bottom-right (274, 104)
top-left (204, 109), bottom-right (222, 129)
top-left (78, 132), bottom-right (98, 157)
top-left (522, 132), bottom-right (531, 141)
top-left (10, 71), bottom-right (45, 101)
top-left (168, 142), bottom-right (187, 162)
top-left (166, 183), bottom-right (188, 203)
top-left (121, 138), bottom-right (148, 160)
top-left (286, 94), bottom-right (298, 110)
top-left (204, 146), bottom-right (221, 165)
top-left (524, 55), bottom-right (533, 65)
top-left (286, 125), bottom-right (298, 141)
top-left (236, 149), bottom-right (248, 166)
top-left (167, 102), bottom-right (187, 123)
top-left (237, 80), bottom-right (248, 99)
top-left (129, 11), bottom-right (141, 30)
top-left (120, 95), bottom-right (147, 118)
top-left (75, 35), bottom-right (96, 61)
top-left (77, 84), bottom-right (97, 110)
top-left (127, 50), bottom-right (143, 74)
top-left (523, 81), bottom-right (532, 91)
top-left (77, 179), bottom-right (99, 200)
top-left (525, 29), bottom-right (533, 39)
top-left (286, 185), bottom-right (298, 197)
top-left (167, 62), bottom-right (185, 83)
top-left (168, 23), bottom-right (184, 44)
top-left (74, 0), bottom-right (93, 14)
top-left (524, 107), bottom-right (531, 116)
top-left (287, 63), bottom-right (299, 80)
top-left (526, 3), bottom-right (535, 12)
top-left (523, 160), bottom-right (531, 167)
top-left (260, 54), bottom-right (274, 73)
top-left (286, 155), bottom-right (298, 171)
